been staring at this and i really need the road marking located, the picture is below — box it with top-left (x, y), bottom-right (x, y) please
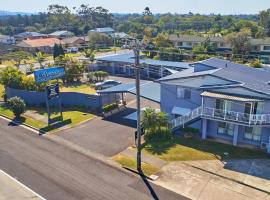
top-left (0, 170), bottom-right (46, 200)
top-left (0, 116), bottom-right (39, 134)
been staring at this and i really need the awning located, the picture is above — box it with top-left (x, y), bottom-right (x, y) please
top-left (98, 81), bottom-right (160, 103)
top-left (171, 106), bottom-right (191, 115)
top-left (201, 91), bottom-right (262, 102)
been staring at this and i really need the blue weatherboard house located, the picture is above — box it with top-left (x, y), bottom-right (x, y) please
top-left (159, 58), bottom-right (270, 153)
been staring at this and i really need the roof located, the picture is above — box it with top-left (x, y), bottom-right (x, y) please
top-left (0, 35), bottom-right (11, 39)
top-left (15, 32), bottom-right (46, 38)
top-left (62, 37), bottom-right (85, 44)
top-left (250, 37), bottom-right (270, 46)
top-left (49, 30), bottom-right (74, 37)
top-left (96, 53), bottom-right (191, 69)
top-left (201, 91), bottom-right (262, 102)
top-left (171, 106), bottom-right (191, 115)
top-left (112, 32), bottom-right (129, 39)
top-left (169, 34), bottom-right (204, 42)
top-left (16, 38), bottom-right (64, 48)
top-left (159, 57), bottom-right (270, 98)
top-left (90, 27), bottom-right (114, 33)
top-left (98, 81), bottom-right (160, 103)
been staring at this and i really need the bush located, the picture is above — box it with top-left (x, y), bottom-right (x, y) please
top-left (103, 103), bottom-right (118, 113)
top-left (250, 59), bottom-right (262, 68)
top-left (7, 96), bottom-right (26, 118)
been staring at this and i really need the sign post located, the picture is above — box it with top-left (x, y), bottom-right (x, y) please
top-left (34, 67), bottom-right (65, 125)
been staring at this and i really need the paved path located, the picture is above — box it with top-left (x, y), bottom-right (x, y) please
top-left (155, 160), bottom-right (270, 200)
top-left (0, 118), bottom-right (188, 200)
top-left (0, 170), bottom-right (43, 200)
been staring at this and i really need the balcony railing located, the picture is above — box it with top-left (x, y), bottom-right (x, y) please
top-left (171, 106), bottom-right (270, 130)
top-left (202, 107), bottom-right (270, 126)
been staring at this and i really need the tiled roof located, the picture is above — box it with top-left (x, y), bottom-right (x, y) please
top-left (62, 37), bottom-right (85, 44)
top-left (169, 34), bottom-right (204, 42)
top-left (16, 38), bottom-right (64, 48)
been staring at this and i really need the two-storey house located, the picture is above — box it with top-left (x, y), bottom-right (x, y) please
top-left (159, 58), bottom-right (270, 153)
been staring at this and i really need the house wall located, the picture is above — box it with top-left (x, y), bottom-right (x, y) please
top-left (205, 119), bottom-right (270, 147)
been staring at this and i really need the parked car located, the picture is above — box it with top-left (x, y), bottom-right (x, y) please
top-left (66, 47), bottom-right (78, 53)
top-left (95, 80), bottom-right (121, 90)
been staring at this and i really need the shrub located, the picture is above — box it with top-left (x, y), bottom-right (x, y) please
top-left (103, 103), bottom-right (118, 113)
top-left (250, 59), bottom-right (262, 68)
top-left (7, 96), bottom-right (26, 118)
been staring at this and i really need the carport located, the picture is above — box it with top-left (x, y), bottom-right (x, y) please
top-left (97, 81), bottom-right (160, 103)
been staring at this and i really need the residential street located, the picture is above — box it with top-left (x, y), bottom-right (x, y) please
top-left (0, 118), bottom-right (188, 200)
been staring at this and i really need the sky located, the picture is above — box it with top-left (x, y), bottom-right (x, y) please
top-left (1, 0), bottom-right (270, 15)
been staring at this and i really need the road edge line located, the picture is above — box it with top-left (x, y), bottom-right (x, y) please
top-left (0, 170), bottom-right (46, 200)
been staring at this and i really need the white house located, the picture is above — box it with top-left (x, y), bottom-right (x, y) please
top-left (0, 35), bottom-right (15, 45)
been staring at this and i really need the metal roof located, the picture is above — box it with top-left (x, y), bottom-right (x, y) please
top-left (96, 53), bottom-right (191, 69)
top-left (171, 106), bottom-right (191, 115)
top-left (159, 58), bottom-right (270, 97)
top-left (201, 91), bottom-right (262, 102)
top-left (97, 81), bottom-right (160, 103)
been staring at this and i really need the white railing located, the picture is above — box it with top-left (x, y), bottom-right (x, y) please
top-left (171, 106), bottom-right (202, 128)
top-left (202, 107), bottom-right (270, 126)
top-left (171, 106), bottom-right (270, 129)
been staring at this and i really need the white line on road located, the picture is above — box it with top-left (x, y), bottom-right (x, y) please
top-left (0, 170), bottom-right (46, 200)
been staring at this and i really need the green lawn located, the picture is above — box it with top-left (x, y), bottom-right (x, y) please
top-left (0, 104), bottom-right (94, 133)
top-left (61, 83), bottom-right (96, 94)
top-left (112, 154), bottom-right (160, 176)
top-left (143, 136), bottom-right (270, 161)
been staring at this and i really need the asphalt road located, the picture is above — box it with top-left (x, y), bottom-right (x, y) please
top-left (0, 119), bottom-right (188, 200)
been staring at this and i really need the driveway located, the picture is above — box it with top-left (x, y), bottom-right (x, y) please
top-left (154, 159), bottom-right (270, 200)
top-left (58, 97), bottom-right (159, 157)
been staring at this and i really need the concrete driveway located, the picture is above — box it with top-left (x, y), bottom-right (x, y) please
top-left (154, 159), bottom-right (270, 200)
top-left (57, 96), bottom-right (159, 157)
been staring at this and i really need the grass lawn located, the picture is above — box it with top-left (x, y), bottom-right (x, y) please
top-left (112, 154), bottom-right (160, 177)
top-left (143, 136), bottom-right (270, 161)
top-left (0, 104), bottom-right (94, 133)
top-left (61, 83), bottom-right (96, 94)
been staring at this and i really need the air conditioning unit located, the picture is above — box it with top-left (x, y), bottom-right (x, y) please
top-left (260, 142), bottom-right (269, 150)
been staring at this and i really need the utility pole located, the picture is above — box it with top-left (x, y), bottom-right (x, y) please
top-left (132, 40), bottom-right (142, 172)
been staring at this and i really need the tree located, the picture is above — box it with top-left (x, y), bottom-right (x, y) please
top-left (88, 32), bottom-right (113, 48)
top-left (76, 4), bottom-right (95, 34)
top-left (53, 44), bottom-right (65, 59)
top-left (153, 33), bottom-right (173, 48)
top-left (35, 52), bottom-right (45, 69)
top-left (226, 29), bottom-right (251, 55)
top-left (142, 107), bottom-right (157, 133)
top-left (47, 4), bottom-right (76, 30)
top-left (250, 59), bottom-right (262, 68)
top-left (55, 55), bottom-right (85, 82)
top-left (259, 9), bottom-right (270, 36)
top-left (7, 96), bottom-right (26, 118)
top-left (0, 66), bottom-right (23, 89)
top-left (3, 51), bottom-right (31, 68)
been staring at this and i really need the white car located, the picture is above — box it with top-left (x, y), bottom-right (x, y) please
top-left (95, 80), bottom-right (122, 90)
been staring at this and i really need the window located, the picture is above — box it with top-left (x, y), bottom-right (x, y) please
top-left (177, 42), bottom-right (183, 46)
top-left (177, 87), bottom-right (191, 99)
top-left (220, 42), bottom-right (224, 47)
top-left (217, 122), bottom-right (234, 136)
top-left (187, 42), bottom-right (192, 47)
top-left (244, 127), bottom-right (261, 141)
top-left (263, 46), bottom-right (270, 51)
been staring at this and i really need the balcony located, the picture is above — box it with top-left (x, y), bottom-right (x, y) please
top-left (171, 106), bottom-right (270, 130)
top-left (202, 107), bottom-right (270, 126)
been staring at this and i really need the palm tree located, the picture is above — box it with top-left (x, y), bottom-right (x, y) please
top-left (36, 52), bottom-right (45, 69)
top-left (142, 107), bottom-right (157, 133)
top-left (156, 112), bottom-right (169, 131)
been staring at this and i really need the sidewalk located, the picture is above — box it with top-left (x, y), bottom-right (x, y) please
top-left (0, 170), bottom-right (44, 200)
